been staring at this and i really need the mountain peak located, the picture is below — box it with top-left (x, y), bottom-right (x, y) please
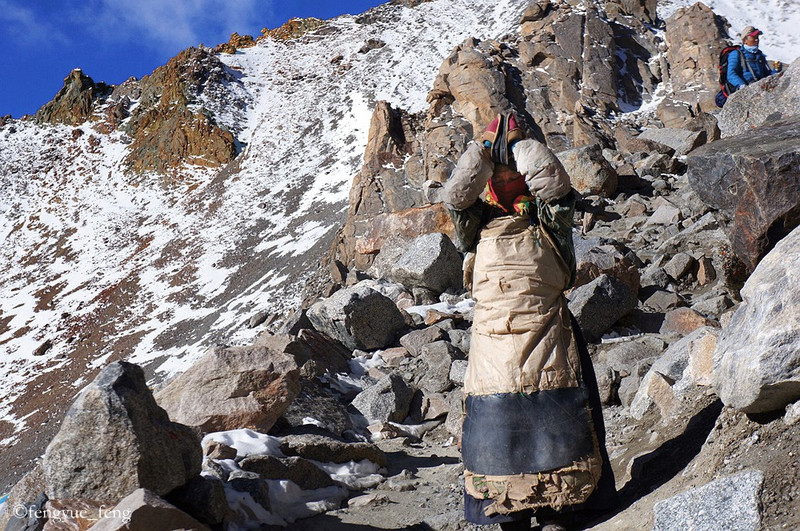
top-left (34, 69), bottom-right (111, 126)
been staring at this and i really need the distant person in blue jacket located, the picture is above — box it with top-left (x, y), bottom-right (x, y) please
top-left (727, 26), bottom-right (779, 91)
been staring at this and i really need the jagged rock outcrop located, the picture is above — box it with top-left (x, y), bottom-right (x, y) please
top-left (718, 58), bottom-right (800, 137)
top-left (659, 3), bottom-right (729, 126)
top-left (34, 69), bottom-right (111, 125)
top-left (121, 48), bottom-right (238, 173)
top-left (427, 38), bottom-right (515, 135)
top-left (31, 49), bottom-right (239, 175)
top-left (687, 117), bottom-right (800, 272)
top-left (713, 224), bottom-right (800, 413)
top-left (260, 17), bottom-right (326, 41)
top-left (42, 362), bottom-right (201, 503)
top-left (333, 100), bottom-right (434, 271)
top-left (155, 345), bottom-right (301, 433)
top-left (213, 32), bottom-right (256, 54)
top-left (603, 0), bottom-right (657, 24)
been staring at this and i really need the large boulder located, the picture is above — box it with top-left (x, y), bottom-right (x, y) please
top-left (687, 117), bottom-right (800, 272)
top-left (278, 378), bottom-right (354, 437)
top-left (637, 127), bottom-right (706, 156)
top-left (713, 225), bottom-right (800, 413)
top-left (557, 144), bottom-right (618, 197)
top-left (567, 274), bottom-right (638, 342)
top-left (382, 233), bottom-right (463, 293)
top-left (630, 327), bottom-right (715, 419)
top-left (90, 488), bottom-right (210, 531)
top-left (43, 362), bottom-right (201, 503)
top-left (719, 58), bottom-right (800, 137)
top-left (155, 345), bottom-right (300, 433)
top-left (653, 470), bottom-right (763, 531)
top-left (307, 283), bottom-right (407, 350)
top-left (350, 373), bottom-right (414, 424)
top-left (418, 340), bottom-right (463, 393)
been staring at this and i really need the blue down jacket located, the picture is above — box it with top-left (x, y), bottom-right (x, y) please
top-left (727, 47), bottom-right (774, 89)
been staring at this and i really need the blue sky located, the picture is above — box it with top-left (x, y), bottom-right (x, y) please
top-left (0, 0), bottom-right (384, 118)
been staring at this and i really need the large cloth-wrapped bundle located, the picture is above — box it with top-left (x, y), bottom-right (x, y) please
top-left (462, 215), bottom-right (602, 518)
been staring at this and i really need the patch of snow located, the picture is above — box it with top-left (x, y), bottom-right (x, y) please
top-left (404, 298), bottom-right (475, 317)
top-left (202, 429), bottom-right (285, 458)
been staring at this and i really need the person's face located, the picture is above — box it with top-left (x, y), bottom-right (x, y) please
top-left (744, 34), bottom-right (760, 46)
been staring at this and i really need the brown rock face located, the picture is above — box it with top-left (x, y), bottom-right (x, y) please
top-left (428, 38), bottom-right (513, 133)
top-left (122, 48), bottom-right (238, 173)
top-left (333, 100), bottom-right (430, 271)
top-left (660, 3), bottom-right (729, 124)
top-left (214, 32), bottom-right (256, 54)
top-left (687, 118), bottom-right (800, 272)
top-left (34, 69), bottom-right (111, 126)
top-left (660, 307), bottom-right (716, 337)
top-left (355, 205), bottom-right (454, 255)
top-left (155, 345), bottom-right (301, 434)
top-left (603, 0), bottom-right (657, 24)
top-left (260, 17), bottom-right (325, 41)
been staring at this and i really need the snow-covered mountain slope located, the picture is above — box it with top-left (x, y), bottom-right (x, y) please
top-left (659, 0), bottom-right (800, 63)
top-left (0, 0), bottom-right (529, 455)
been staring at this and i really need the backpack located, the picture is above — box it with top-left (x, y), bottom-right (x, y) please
top-left (718, 45), bottom-right (743, 100)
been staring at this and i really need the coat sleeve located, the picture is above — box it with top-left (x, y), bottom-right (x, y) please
top-left (727, 50), bottom-right (747, 89)
top-left (441, 141), bottom-right (493, 210)
top-left (512, 139), bottom-right (571, 202)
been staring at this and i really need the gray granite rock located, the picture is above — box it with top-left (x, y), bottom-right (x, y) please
top-left (43, 362), bottom-right (201, 503)
top-left (350, 373), bottom-right (414, 424)
top-left (307, 282), bottom-right (407, 350)
top-left (568, 274), bottom-right (638, 342)
top-left (419, 341), bottom-right (462, 393)
top-left (664, 252), bottom-right (696, 281)
top-left (714, 224), bottom-right (800, 413)
top-left (653, 470), bottom-right (763, 531)
top-left (638, 127), bottom-right (705, 156)
top-left (557, 143), bottom-right (618, 197)
top-left (719, 57), bottom-right (800, 137)
top-left (449, 359), bottom-right (468, 387)
top-left (399, 326), bottom-right (448, 357)
top-left (385, 233), bottom-right (463, 293)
